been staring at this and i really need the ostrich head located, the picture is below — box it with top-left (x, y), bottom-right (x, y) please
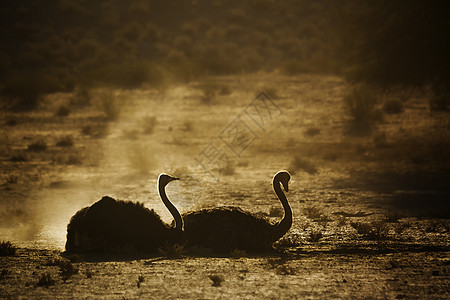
top-left (158, 173), bottom-right (180, 187)
top-left (274, 170), bottom-right (291, 192)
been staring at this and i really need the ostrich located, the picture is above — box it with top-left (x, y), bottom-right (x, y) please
top-left (181, 171), bottom-right (292, 253)
top-left (65, 173), bottom-right (182, 253)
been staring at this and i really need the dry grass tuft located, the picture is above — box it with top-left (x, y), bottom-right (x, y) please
top-left (158, 242), bottom-right (186, 259)
top-left (0, 241), bottom-right (17, 256)
top-left (209, 274), bottom-right (224, 287)
top-left (37, 273), bottom-right (56, 287)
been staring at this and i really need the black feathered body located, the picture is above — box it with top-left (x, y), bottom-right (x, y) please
top-left (66, 196), bottom-right (181, 253)
top-left (182, 206), bottom-right (277, 253)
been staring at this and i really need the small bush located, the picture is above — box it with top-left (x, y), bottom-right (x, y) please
top-left (269, 207), bottom-right (283, 217)
top-left (230, 249), bottom-right (247, 257)
top-left (351, 221), bottom-right (389, 240)
top-left (37, 273), bottom-right (55, 287)
top-left (276, 264), bottom-right (297, 275)
top-left (336, 216), bottom-right (348, 227)
top-left (289, 156), bottom-right (317, 175)
top-left (307, 230), bottom-right (323, 242)
top-left (28, 140), bottom-right (48, 152)
top-left (0, 269), bottom-right (11, 279)
top-left (0, 241), bottom-right (17, 256)
top-left (56, 136), bottom-right (74, 147)
top-left (10, 153), bottom-right (28, 162)
top-left (343, 85), bottom-right (383, 131)
top-left (141, 116), bottom-right (157, 134)
top-left (209, 274), bottom-right (224, 287)
top-left (304, 206), bottom-right (324, 220)
top-left (158, 242), bottom-right (186, 258)
top-left (55, 106), bottom-right (70, 117)
top-left (383, 99), bottom-right (403, 114)
top-left (304, 127), bottom-right (321, 137)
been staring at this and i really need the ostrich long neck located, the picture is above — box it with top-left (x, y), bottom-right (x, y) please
top-left (272, 178), bottom-right (292, 240)
top-left (159, 181), bottom-right (183, 231)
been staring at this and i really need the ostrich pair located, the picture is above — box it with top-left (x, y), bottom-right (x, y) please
top-left (65, 171), bottom-right (292, 254)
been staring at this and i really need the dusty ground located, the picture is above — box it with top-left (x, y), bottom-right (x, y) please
top-left (1, 73), bottom-right (449, 298)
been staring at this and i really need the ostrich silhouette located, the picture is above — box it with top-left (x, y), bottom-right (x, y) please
top-left (180, 171), bottom-right (292, 253)
top-left (65, 173), bottom-right (182, 253)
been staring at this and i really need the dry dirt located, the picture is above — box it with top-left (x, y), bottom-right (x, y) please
top-left (1, 73), bottom-right (449, 299)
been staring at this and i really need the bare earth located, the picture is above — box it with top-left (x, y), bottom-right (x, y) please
top-left (1, 74), bottom-right (449, 298)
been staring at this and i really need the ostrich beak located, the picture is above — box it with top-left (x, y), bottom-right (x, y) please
top-left (283, 181), bottom-right (289, 192)
top-left (172, 177), bottom-right (180, 181)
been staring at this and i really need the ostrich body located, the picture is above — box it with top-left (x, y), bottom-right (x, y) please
top-left (65, 174), bottom-right (182, 253)
top-left (182, 171), bottom-right (292, 253)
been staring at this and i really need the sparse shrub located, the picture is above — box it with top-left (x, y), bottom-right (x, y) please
top-left (425, 219), bottom-right (449, 233)
top-left (158, 242), bottom-right (186, 258)
top-left (289, 156), bottom-right (317, 175)
top-left (393, 222), bottom-right (410, 235)
top-left (269, 207), bottom-right (283, 217)
top-left (37, 273), bottom-right (55, 287)
top-left (141, 116), bottom-right (157, 134)
top-left (304, 206), bottom-right (324, 220)
top-left (2, 72), bottom-right (61, 111)
top-left (266, 257), bottom-right (288, 268)
top-left (65, 155), bottom-right (82, 165)
top-left (218, 85), bottom-right (231, 95)
top-left (209, 274), bottom-right (224, 287)
top-left (274, 235), bottom-right (300, 249)
top-left (220, 163), bottom-right (235, 176)
top-left (343, 85), bottom-right (383, 133)
top-left (85, 269), bottom-right (93, 278)
top-left (351, 221), bottom-right (388, 240)
top-left (281, 59), bottom-right (307, 75)
top-left (373, 132), bottom-right (389, 148)
top-left (71, 87), bottom-right (91, 107)
top-left (56, 136), bottom-right (74, 147)
top-left (336, 216), bottom-right (348, 227)
top-left (385, 211), bottom-right (402, 223)
top-left (28, 140), bottom-right (48, 152)
top-left (0, 241), bottom-right (17, 256)
top-left (10, 153), bottom-right (28, 162)
top-left (0, 269), bottom-right (11, 279)
top-left (276, 264), bottom-right (297, 275)
top-left (5, 175), bottom-right (18, 184)
top-left (304, 127), bottom-right (321, 137)
top-left (383, 98), bottom-right (403, 114)
top-left (182, 120), bottom-right (193, 131)
top-left (55, 106), bottom-right (70, 117)
top-left (46, 258), bottom-right (78, 281)
top-left (307, 230), bottom-right (323, 242)
top-left (264, 87), bottom-right (279, 99)
top-left (96, 89), bottom-right (121, 121)
top-left (230, 249), bottom-right (247, 257)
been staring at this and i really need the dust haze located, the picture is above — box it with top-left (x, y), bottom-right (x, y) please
top-left (0, 1), bottom-right (449, 299)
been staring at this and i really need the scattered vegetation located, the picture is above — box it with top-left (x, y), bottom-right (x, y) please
top-left (343, 85), bottom-right (383, 134)
top-left (304, 206), bottom-right (324, 220)
top-left (10, 153), bottom-right (28, 162)
top-left (383, 99), bottom-right (403, 114)
top-left (0, 269), bottom-right (11, 280)
top-left (56, 136), bottom-right (74, 147)
top-left (158, 242), bottom-right (186, 259)
top-left (209, 274), bottom-right (224, 287)
top-left (289, 156), bottom-right (318, 175)
top-left (37, 273), bottom-right (56, 287)
top-left (274, 235), bottom-right (301, 249)
top-left (351, 221), bottom-right (389, 240)
top-left (55, 106), bottom-right (70, 117)
top-left (230, 249), bottom-right (247, 258)
top-left (0, 241), bottom-right (17, 256)
top-left (269, 207), bottom-right (283, 218)
top-left (27, 140), bottom-right (48, 152)
top-left (141, 116), bottom-right (157, 134)
top-left (45, 258), bottom-right (79, 282)
top-left (304, 127), bottom-right (321, 137)
top-left (307, 230), bottom-right (323, 242)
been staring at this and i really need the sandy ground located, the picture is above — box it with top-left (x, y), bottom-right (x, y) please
top-left (1, 73), bottom-right (449, 298)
